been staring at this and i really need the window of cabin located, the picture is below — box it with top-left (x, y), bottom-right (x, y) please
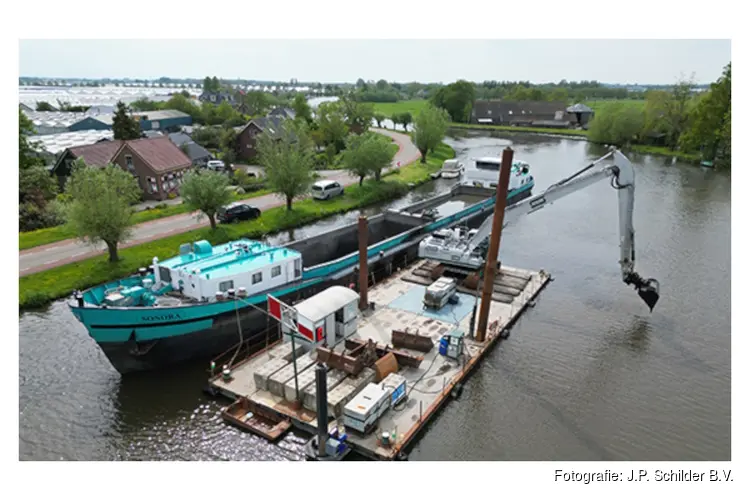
top-left (252, 272), bottom-right (262, 284)
top-left (125, 155), bottom-right (134, 171)
top-left (271, 266), bottom-right (281, 278)
top-left (294, 259), bottom-right (302, 278)
top-left (219, 280), bottom-right (234, 292)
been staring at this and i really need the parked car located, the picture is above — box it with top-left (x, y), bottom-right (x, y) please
top-left (311, 180), bottom-right (344, 200)
top-left (217, 203), bottom-right (262, 224)
top-left (206, 160), bottom-right (230, 172)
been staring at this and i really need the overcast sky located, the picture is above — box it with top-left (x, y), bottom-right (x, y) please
top-left (19, 39), bottom-right (731, 85)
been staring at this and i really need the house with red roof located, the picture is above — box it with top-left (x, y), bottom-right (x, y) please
top-left (51, 137), bottom-right (192, 201)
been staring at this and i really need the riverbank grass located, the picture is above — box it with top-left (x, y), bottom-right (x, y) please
top-left (19, 143), bottom-right (453, 309)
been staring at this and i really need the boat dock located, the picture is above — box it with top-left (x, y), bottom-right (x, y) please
top-left (208, 260), bottom-right (551, 460)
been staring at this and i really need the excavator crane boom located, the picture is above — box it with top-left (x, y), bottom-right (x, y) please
top-left (417, 148), bottom-right (661, 311)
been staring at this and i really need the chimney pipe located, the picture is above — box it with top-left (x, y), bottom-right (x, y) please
top-left (358, 215), bottom-right (369, 311)
top-left (476, 147), bottom-right (514, 343)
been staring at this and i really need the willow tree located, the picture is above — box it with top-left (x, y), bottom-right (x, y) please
top-left (341, 132), bottom-right (396, 184)
top-left (65, 161), bottom-right (141, 262)
top-left (413, 104), bottom-right (449, 163)
top-left (256, 120), bottom-right (315, 211)
top-left (180, 169), bottom-right (232, 230)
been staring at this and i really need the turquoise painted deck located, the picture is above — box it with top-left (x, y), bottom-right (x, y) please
top-left (158, 239), bottom-right (301, 281)
top-left (388, 285), bottom-right (476, 324)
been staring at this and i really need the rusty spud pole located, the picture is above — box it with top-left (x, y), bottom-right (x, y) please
top-left (476, 147), bottom-right (514, 342)
top-left (358, 215), bottom-right (369, 310)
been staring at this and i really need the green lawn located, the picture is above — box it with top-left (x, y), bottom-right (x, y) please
top-left (19, 190), bottom-right (271, 251)
top-left (19, 142), bottom-right (454, 310)
top-left (584, 99), bottom-right (646, 112)
top-left (370, 100), bottom-right (429, 117)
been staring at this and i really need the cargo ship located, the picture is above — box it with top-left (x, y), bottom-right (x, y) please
top-left (69, 178), bottom-right (534, 374)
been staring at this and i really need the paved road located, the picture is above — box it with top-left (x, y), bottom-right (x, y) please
top-left (19, 129), bottom-right (421, 277)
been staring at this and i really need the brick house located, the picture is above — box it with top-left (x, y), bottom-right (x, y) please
top-left (235, 116), bottom-right (285, 162)
top-left (51, 137), bottom-right (192, 201)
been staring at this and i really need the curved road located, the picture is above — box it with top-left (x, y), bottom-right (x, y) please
top-left (20, 129), bottom-right (421, 277)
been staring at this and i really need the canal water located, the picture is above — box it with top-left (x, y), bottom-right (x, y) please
top-left (19, 132), bottom-right (731, 461)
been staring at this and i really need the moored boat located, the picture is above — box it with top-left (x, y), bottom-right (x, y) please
top-left (465, 157), bottom-right (535, 204)
top-left (68, 184), bottom-right (533, 375)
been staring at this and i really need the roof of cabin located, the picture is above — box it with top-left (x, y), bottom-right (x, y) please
top-left (158, 239), bottom-right (300, 281)
top-left (294, 286), bottom-right (359, 323)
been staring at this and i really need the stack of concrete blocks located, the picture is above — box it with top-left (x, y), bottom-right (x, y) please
top-left (253, 357), bottom-right (290, 392)
top-left (302, 368), bottom-right (350, 412)
top-left (283, 363), bottom-right (318, 402)
top-left (327, 367), bottom-right (376, 418)
top-left (267, 352), bottom-right (317, 398)
top-left (267, 341), bottom-right (305, 362)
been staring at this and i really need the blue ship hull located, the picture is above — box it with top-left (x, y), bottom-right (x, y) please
top-left (70, 181), bottom-right (534, 374)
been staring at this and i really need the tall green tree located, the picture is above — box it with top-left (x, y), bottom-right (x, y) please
top-left (179, 170), bottom-right (232, 230)
top-left (219, 128), bottom-right (239, 165)
top-left (317, 102), bottom-right (349, 153)
top-left (680, 63), bottom-right (731, 166)
top-left (338, 96), bottom-right (374, 134)
top-left (373, 113), bottom-right (386, 128)
top-left (112, 101), bottom-right (141, 140)
top-left (341, 132), bottom-right (396, 185)
top-left (413, 104), bottom-right (450, 163)
top-left (291, 93), bottom-right (313, 124)
top-left (65, 161), bottom-right (141, 262)
top-left (242, 91), bottom-right (271, 116)
top-left (431, 80), bottom-right (476, 123)
top-left (257, 121), bottom-right (315, 210)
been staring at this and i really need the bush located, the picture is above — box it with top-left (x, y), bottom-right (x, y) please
top-left (167, 192), bottom-right (177, 200)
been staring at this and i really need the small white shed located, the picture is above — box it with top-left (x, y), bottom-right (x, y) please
top-left (291, 286), bottom-right (360, 347)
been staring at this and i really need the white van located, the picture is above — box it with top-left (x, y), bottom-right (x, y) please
top-left (311, 180), bottom-right (344, 200)
top-left (205, 160), bottom-right (227, 172)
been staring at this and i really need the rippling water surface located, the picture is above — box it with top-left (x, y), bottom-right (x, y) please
top-left (19, 132), bottom-right (731, 461)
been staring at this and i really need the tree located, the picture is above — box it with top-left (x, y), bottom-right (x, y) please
top-left (397, 112), bottom-right (412, 131)
top-left (256, 121), bottom-right (315, 210)
top-left (65, 161), bottom-right (141, 262)
top-left (373, 113), bottom-right (386, 128)
top-left (430, 80), bottom-right (476, 123)
top-left (35, 101), bottom-right (55, 111)
top-left (112, 101), bottom-right (141, 140)
top-left (243, 91), bottom-right (271, 116)
top-left (292, 93), bottom-right (313, 124)
top-left (338, 96), bottom-right (374, 134)
top-left (341, 132), bottom-right (395, 185)
top-left (203, 76), bottom-right (212, 91)
top-left (587, 102), bottom-right (645, 146)
top-left (179, 170), bottom-right (232, 230)
top-left (680, 63), bottom-right (731, 165)
top-left (413, 104), bottom-right (449, 163)
top-left (219, 128), bottom-right (239, 165)
top-left (317, 102), bottom-right (349, 153)
top-left (19, 109), bottom-right (42, 171)
top-left (375, 79), bottom-right (389, 90)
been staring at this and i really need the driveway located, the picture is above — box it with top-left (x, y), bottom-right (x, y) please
top-left (19, 129), bottom-right (421, 277)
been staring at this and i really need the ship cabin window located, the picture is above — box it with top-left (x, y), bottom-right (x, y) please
top-left (252, 272), bottom-right (263, 284)
top-left (271, 265), bottom-right (281, 278)
top-left (294, 259), bottom-right (302, 278)
top-left (219, 280), bottom-right (234, 292)
top-left (159, 267), bottom-right (171, 283)
top-left (335, 308), bottom-right (344, 323)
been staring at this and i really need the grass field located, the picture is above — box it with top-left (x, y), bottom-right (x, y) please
top-left (371, 100), bottom-right (429, 117)
top-left (583, 99), bottom-right (646, 112)
top-left (19, 143), bottom-right (453, 310)
top-left (448, 122), bottom-right (588, 137)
